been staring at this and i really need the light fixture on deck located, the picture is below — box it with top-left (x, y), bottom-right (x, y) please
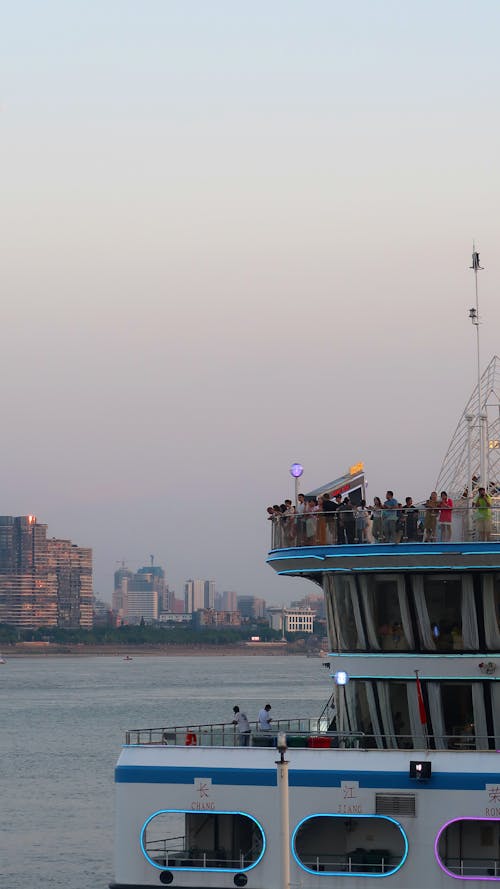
top-left (290, 462), bottom-right (304, 508)
top-left (409, 760), bottom-right (432, 781)
top-left (334, 670), bottom-right (349, 686)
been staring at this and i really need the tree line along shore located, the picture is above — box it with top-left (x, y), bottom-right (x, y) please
top-left (5, 643), bottom-right (302, 657)
top-left (0, 624), bottom-right (325, 657)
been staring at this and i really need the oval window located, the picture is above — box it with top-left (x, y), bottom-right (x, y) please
top-left (292, 814), bottom-right (408, 877)
top-left (141, 809), bottom-right (265, 872)
top-left (435, 817), bottom-right (500, 880)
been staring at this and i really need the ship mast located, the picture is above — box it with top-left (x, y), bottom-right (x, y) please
top-left (469, 245), bottom-right (488, 492)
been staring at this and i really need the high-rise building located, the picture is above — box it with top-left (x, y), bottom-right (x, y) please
top-left (113, 566), bottom-right (133, 618)
top-left (0, 515), bottom-right (93, 629)
top-left (125, 585), bottom-right (159, 624)
top-left (220, 590), bottom-right (238, 612)
top-left (204, 580), bottom-right (216, 610)
top-left (184, 579), bottom-right (206, 613)
top-left (114, 565), bottom-right (165, 625)
top-left (237, 595), bottom-right (266, 620)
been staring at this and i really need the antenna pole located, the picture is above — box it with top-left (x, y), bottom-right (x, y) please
top-left (469, 246), bottom-right (486, 490)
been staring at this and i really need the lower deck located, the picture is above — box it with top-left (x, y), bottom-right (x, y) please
top-left (111, 743), bottom-right (500, 889)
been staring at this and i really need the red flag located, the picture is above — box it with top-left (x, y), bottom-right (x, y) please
top-left (415, 672), bottom-right (427, 725)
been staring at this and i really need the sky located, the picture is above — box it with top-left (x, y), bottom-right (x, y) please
top-left (1, 1), bottom-right (500, 606)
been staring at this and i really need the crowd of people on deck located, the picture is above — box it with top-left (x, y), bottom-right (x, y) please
top-left (267, 486), bottom-right (495, 545)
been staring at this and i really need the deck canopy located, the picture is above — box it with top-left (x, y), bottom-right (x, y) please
top-left (305, 462), bottom-right (366, 506)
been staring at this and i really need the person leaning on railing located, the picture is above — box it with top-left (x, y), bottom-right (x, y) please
top-left (474, 487), bottom-right (492, 541)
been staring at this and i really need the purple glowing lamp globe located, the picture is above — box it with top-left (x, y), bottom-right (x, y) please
top-left (290, 463), bottom-right (304, 479)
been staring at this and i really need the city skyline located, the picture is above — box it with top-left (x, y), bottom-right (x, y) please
top-left (2, 2), bottom-right (500, 605)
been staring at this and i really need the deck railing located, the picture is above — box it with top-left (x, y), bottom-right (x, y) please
top-left (301, 854), bottom-right (395, 873)
top-left (442, 857), bottom-right (500, 877)
top-left (126, 717), bottom-right (326, 746)
top-left (270, 503), bottom-right (500, 549)
top-left (124, 720), bottom-right (497, 751)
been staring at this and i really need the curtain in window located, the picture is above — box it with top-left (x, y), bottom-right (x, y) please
top-left (376, 681), bottom-right (397, 748)
top-left (411, 575), bottom-right (436, 650)
top-left (396, 577), bottom-right (414, 648)
top-left (344, 679), bottom-right (356, 734)
top-left (492, 683), bottom-right (500, 748)
top-left (359, 577), bottom-right (381, 650)
top-left (482, 576), bottom-right (500, 650)
top-left (461, 575), bottom-right (479, 649)
top-left (407, 682), bottom-right (427, 749)
top-left (471, 683), bottom-right (488, 748)
top-left (350, 578), bottom-right (366, 650)
top-left (324, 575), bottom-right (340, 650)
top-left (365, 681), bottom-right (384, 749)
top-left (427, 682), bottom-right (446, 748)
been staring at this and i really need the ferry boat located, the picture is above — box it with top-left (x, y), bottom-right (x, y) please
top-left (110, 358), bottom-right (500, 889)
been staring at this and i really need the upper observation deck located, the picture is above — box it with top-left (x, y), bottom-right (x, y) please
top-left (267, 504), bottom-right (500, 579)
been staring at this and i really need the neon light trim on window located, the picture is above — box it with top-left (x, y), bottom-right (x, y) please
top-left (292, 813), bottom-right (408, 877)
top-left (140, 808), bottom-right (266, 873)
top-left (435, 817), bottom-right (500, 881)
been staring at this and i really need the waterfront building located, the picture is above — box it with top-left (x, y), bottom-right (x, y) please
top-left (192, 609), bottom-right (242, 630)
top-left (266, 604), bottom-right (315, 634)
top-left (158, 612), bottom-right (192, 624)
top-left (0, 515), bottom-right (92, 629)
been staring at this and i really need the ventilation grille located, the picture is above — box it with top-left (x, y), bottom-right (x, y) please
top-left (375, 793), bottom-right (416, 817)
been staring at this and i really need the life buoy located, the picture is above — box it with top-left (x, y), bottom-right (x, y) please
top-left (185, 732), bottom-right (197, 746)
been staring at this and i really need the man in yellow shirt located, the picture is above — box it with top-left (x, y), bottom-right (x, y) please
top-left (474, 487), bottom-right (492, 541)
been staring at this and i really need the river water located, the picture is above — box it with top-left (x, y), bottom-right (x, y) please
top-left (1, 654), bottom-right (330, 888)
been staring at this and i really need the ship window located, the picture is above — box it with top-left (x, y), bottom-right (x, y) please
top-left (483, 575), bottom-right (500, 650)
top-left (348, 681), bottom-right (379, 747)
top-left (328, 576), bottom-right (364, 650)
top-left (435, 818), bottom-right (500, 879)
top-left (141, 810), bottom-right (265, 872)
top-left (439, 682), bottom-right (489, 750)
top-left (420, 576), bottom-right (464, 651)
top-left (359, 575), bottom-right (413, 652)
top-left (292, 814), bottom-right (408, 876)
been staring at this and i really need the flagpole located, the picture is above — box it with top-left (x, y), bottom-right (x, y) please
top-left (414, 669), bottom-right (428, 750)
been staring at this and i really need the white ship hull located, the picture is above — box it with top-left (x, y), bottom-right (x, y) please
top-left (112, 743), bottom-right (500, 888)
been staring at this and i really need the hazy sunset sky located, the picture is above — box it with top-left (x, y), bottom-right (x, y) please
top-left (2, 2), bottom-right (500, 604)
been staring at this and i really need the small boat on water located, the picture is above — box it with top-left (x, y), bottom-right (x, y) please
top-left (123, 655), bottom-right (133, 661)
top-left (0, 654), bottom-right (5, 664)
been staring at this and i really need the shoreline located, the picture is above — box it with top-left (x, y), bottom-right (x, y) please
top-left (2, 643), bottom-right (318, 658)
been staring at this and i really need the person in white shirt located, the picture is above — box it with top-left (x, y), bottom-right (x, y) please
top-left (232, 706), bottom-right (251, 746)
top-left (258, 703), bottom-right (272, 731)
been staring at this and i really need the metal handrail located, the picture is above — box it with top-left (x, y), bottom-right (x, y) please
top-left (270, 502), bottom-right (500, 548)
top-left (125, 720), bottom-right (498, 751)
top-left (301, 854), bottom-right (393, 873)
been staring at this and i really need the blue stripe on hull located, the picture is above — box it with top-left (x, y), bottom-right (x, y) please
top-left (115, 765), bottom-right (500, 791)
